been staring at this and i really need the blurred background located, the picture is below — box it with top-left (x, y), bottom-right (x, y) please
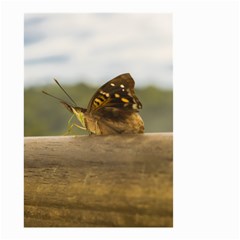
top-left (24, 13), bottom-right (172, 136)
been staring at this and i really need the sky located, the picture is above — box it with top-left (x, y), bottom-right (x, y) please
top-left (24, 13), bottom-right (172, 89)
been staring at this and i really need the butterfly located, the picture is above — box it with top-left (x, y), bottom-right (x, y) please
top-left (42, 73), bottom-right (144, 135)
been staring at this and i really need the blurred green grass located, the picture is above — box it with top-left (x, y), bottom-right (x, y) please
top-left (24, 83), bottom-right (173, 136)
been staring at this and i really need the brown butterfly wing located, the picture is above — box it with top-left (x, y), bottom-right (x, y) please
top-left (86, 73), bottom-right (142, 117)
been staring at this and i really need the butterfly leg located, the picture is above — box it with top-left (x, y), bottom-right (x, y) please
top-left (64, 123), bottom-right (74, 135)
top-left (94, 120), bottom-right (102, 135)
top-left (63, 115), bottom-right (73, 135)
top-left (64, 115), bottom-right (86, 135)
top-left (72, 123), bottom-right (87, 131)
top-left (64, 123), bottom-right (87, 135)
top-left (64, 115), bottom-right (75, 135)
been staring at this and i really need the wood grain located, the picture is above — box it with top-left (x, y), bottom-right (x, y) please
top-left (24, 133), bottom-right (173, 227)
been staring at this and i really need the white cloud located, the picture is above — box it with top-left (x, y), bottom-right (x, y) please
top-left (24, 13), bottom-right (172, 89)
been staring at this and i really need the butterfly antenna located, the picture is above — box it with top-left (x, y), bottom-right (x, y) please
top-left (42, 90), bottom-right (68, 103)
top-left (54, 78), bottom-right (78, 106)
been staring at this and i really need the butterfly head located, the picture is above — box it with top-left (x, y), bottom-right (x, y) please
top-left (71, 107), bottom-right (86, 128)
top-left (61, 102), bottom-right (86, 128)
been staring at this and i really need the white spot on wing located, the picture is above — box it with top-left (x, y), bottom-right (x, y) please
top-left (120, 84), bottom-right (124, 88)
top-left (132, 103), bottom-right (138, 109)
top-left (110, 83), bottom-right (115, 86)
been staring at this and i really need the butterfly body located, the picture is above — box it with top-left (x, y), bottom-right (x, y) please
top-left (43, 73), bottom-right (144, 135)
top-left (69, 106), bottom-right (144, 135)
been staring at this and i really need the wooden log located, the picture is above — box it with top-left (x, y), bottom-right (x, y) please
top-left (24, 133), bottom-right (173, 227)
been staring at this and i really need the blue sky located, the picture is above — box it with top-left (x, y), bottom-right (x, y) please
top-left (24, 13), bottom-right (172, 89)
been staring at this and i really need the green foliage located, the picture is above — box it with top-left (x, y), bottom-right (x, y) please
top-left (137, 86), bottom-right (173, 133)
top-left (24, 83), bottom-right (173, 136)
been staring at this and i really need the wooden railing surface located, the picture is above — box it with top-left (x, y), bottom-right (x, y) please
top-left (24, 133), bottom-right (173, 227)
